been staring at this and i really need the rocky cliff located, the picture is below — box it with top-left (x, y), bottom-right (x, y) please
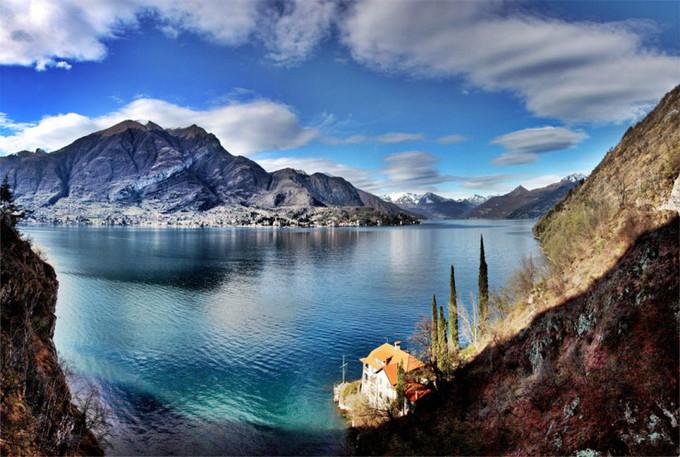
top-left (353, 86), bottom-right (680, 455)
top-left (0, 217), bottom-right (102, 455)
top-left (0, 121), bottom-right (414, 226)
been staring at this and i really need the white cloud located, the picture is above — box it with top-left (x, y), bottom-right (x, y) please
top-left (53, 60), bottom-right (72, 70)
top-left (322, 132), bottom-right (424, 145)
top-left (437, 134), bottom-right (467, 144)
top-left (261, 0), bottom-right (336, 65)
top-left (5, 1), bottom-right (678, 125)
top-left (492, 126), bottom-right (588, 165)
top-left (0, 0), bottom-right (335, 70)
top-left (1, 0), bottom-right (141, 69)
top-left (0, 98), bottom-right (317, 156)
top-left (0, 113), bottom-right (32, 131)
top-left (257, 156), bottom-right (379, 191)
top-left (340, 0), bottom-right (680, 123)
top-left (146, 0), bottom-right (260, 45)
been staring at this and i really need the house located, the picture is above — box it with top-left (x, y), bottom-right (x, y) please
top-left (359, 341), bottom-right (430, 410)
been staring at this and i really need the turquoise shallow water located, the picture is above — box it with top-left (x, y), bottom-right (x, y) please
top-left (23, 220), bottom-right (540, 455)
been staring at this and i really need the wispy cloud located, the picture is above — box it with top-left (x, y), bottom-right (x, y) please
top-left (521, 174), bottom-right (562, 190)
top-left (491, 126), bottom-right (588, 165)
top-left (437, 134), bottom-right (467, 144)
top-left (381, 151), bottom-right (454, 191)
top-left (340, 0), bottom-right (680, 123)
top-left (254, 151), bottom-right (561, 197)
top-left (4, 1), bottom-right (678, 125)
top-left (453, 174), bottom-right (512, 190)
top-left (323, 132), bottom-right (424, 145)
top-left (257, 156), bottom-right (380, 191)
top-left (0, 98), bottom-right (317, 156)
top-left (377, 132), bottom-right (424, 143)
top-left (260, 0), bottom-right (337, 66)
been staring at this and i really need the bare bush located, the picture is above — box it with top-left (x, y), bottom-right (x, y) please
top-left (60, 361), bottom-right (113, 450)
top-left (459, 292), bottom-right (481, 347)
top-left (408, 317), bottom-right (433, 362)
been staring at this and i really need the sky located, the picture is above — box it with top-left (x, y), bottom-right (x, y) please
top-left (0, 0), bottom-right (679, 198)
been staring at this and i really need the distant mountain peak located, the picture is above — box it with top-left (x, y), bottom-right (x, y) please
top-left (468, 178), bottom-right (582, 219)
top-left (561, 173), bottom-right (587, 183)
top-left (170, 124), bottom-right (210, 138)
top-left (99, 119), bottom-right (149, 136)
top-left (459, 194), bottom-right (488, 206)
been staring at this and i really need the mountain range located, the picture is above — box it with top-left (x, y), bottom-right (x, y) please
top-left (0, 121), bottom-right (414, 227)
top-left (0, 119), bottom-right (587, 225)
top-left (382, 192), bottom-right (487, 219)
top-left (383, 175), bottom-right (585, 220)
top-left (466, 173), bottom-right (586, 219)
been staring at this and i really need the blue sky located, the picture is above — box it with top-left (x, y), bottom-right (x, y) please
top-left (1, 0), bottom-right (679, 198)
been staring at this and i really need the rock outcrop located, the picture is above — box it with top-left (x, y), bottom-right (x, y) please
top-left (0, 217), bottom-right (102, 455)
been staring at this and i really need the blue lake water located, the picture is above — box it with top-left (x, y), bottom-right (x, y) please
top-left (23, 220), bottom-right (540, 455)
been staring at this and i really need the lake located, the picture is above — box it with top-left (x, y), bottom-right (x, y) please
top-left (23, 220), bottom-right (541, 455)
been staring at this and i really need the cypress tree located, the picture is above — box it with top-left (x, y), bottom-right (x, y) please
top-left (437, 306), bottom-right (448, 371)
top-left (447, 265), bottom-right (459, 353)
top-left (437, 305), bottom-right (447, 362)
top-left (479, 235), bottom-right (489, 325)
top-left (431, 294), bottom-right (439, 361)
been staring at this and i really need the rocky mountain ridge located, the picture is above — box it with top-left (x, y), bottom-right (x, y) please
top-left (383, 175), bottom-right (585, 221)
top-left (0, 121), bottom-right (415, 227)
top-left (466, 175), bottom-right (585, 219)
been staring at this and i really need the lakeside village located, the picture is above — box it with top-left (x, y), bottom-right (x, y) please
top-left (334, 235), bottom-right (494, 426)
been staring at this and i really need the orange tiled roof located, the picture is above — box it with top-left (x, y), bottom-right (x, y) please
top-left (404, 382), bottom-right (432, 402)
top-left (360, 343), bottom-right (424, 386)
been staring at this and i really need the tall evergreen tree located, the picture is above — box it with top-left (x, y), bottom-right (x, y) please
top-left (0, 175), bottom-right (21, 226)
top-left (479, 234), bottom-right (489, 325)
top-left (431, 294), bottom-right (439, 362)
top-left (437, 305), bottom-right (447, 360)
top-left (447, 265), bottom-right (459, 353)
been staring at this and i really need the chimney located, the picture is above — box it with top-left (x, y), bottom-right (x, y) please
top-left (394, 341), bottom-right (401, 350)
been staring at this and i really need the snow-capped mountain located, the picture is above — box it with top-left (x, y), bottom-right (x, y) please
top-left (383, 191), bottom-right (475, 219)
top-left (561, 173), bottom-right (587, 183)
top-left (383, 173), bottom-right (584, 220)
top-left (382, 192), bottom-right (422, 207)
top-left (458, 194), bottom-right (488, 207)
